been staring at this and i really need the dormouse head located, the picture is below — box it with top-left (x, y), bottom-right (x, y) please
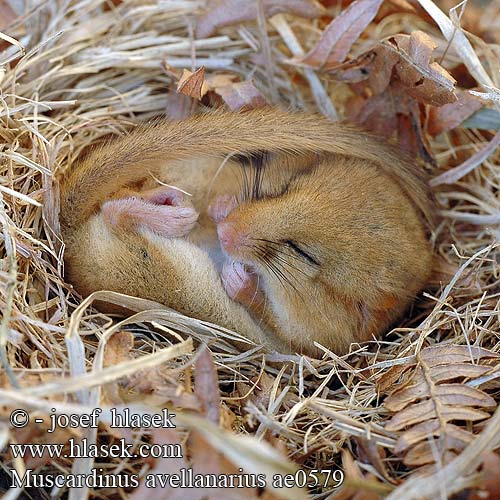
top-left (218, 153), bottom-right (404, 296)
top-left (215, 152), bottom-right (431, 349)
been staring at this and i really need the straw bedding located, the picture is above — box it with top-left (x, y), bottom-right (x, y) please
top-left (0, 0), bottom-right (499, 499)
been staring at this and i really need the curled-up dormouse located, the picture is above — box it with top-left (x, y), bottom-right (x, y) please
top-left (59, 108), bottom-right (434, 355)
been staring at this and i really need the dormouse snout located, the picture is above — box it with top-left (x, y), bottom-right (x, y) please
top-left (217, 221), bottom-right (249, 255)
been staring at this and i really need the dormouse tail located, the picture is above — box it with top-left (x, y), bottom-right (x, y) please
top-left (59, 108), bottom-right (433, 231)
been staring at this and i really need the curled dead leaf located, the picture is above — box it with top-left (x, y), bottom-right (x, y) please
top-left (324, 29), bottom-right (457, 162)
top-left (177, 67), bottom-right (207, 100)
top-left (384, 31), bottom-right (456, 106)
top-left (326, 31), bottom-right (457, 106)
top-left (325, 45), bottom-right (398, 96)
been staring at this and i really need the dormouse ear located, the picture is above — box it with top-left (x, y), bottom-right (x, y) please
top-left (207, 194), bottom-right (238, 223)
top-left (101, 186), bottom-right (198, 238)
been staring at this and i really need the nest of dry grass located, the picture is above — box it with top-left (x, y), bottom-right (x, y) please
top-left (0, 0), bottom-right (499, 499)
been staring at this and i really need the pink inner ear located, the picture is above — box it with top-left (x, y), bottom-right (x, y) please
top-left (141, 187), bottom-right (185, 207)
top-left (101, 195), bottom-right (198, 238)
top-left (208, 194), bottom-right (238, 223)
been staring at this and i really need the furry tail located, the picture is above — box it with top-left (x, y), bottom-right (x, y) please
top-left (59, 108), bottom-right (433, 231)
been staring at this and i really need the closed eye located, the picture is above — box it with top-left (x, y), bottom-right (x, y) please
top-left (284, 240), bottom-right (320, 267)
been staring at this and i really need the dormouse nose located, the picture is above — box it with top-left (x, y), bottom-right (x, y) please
top-left (217, 221), bottom-right (249, 255)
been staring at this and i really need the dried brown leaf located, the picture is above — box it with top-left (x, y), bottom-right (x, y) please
top-left (196, 0), bottom-right (324, 38)
top-left (326, 30), bottom-right (457, 107)
top-left (341, 448), bottom-right (364, 480)
top-left (328, 449), bottom-right (387, 499)
top-left (403, 441), bottom-right (458, 467)
top-left (300, 0), bottom-right (383, 68)
top-left (394, 421), bottom-right (476, 454)
top-left (419, 345), bottom-right (500, 366)
top-left (363, 46), bottom-right (400, 95)
top-left (355, 437), bottom-right (393, 483)
top-left (102, 330), bottom-right (135, 405)
top-left (326, 30), bottom-right (456, 163)
top-left (389, 31), bottom-right (457, 106)
top-left (376, 364), bottom-right (414, 393)
top-left (416, 0), bottom-right (493, 87)
top-left (385, 382), bottom-right (496, 412)
top-left (392, 420), bottom-right (437, 454)
top-left (177, 67), bottom-right (207, 100)
top-left (354, 92), bottom-right (398, 138)
top-left (386, 399), bottom-right (490, 432)
top-left (325, 52), bottom-right (377, 83)
top-left (325, 44), bottom-right (398, 96)
top-left (177, 347), bottom-right (259, 500)
top-left (166, 92), bottom-right (197, 120)
top-left (432, 387), bottom-right (496, 410)
top-left (189, 430), bottom-right (223, 498)
top-left (194, 347), bottom-right (220, 424)
top-left (103, 331), bottom-right (135, 368)
top-left (189, 430), bottom-right (258, 500)
top-left (205, 73), bottom-right (239, 90)
top-left (215, 81), bottom-right (267, 111)
top-left (428, 90), bottom-right (483, 136)
top-left (422, 364), bottom-right (492, 385)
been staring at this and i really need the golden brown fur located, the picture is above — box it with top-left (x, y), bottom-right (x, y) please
top-left (59, 108), bottom-right (434, 355)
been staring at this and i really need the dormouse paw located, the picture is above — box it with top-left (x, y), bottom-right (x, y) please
top-left (208, 194), bottom-right (238, 223)
top-left (221, 260), bottom-right (261, 306)
top-left (102, 186), bottom-right (198, 238)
